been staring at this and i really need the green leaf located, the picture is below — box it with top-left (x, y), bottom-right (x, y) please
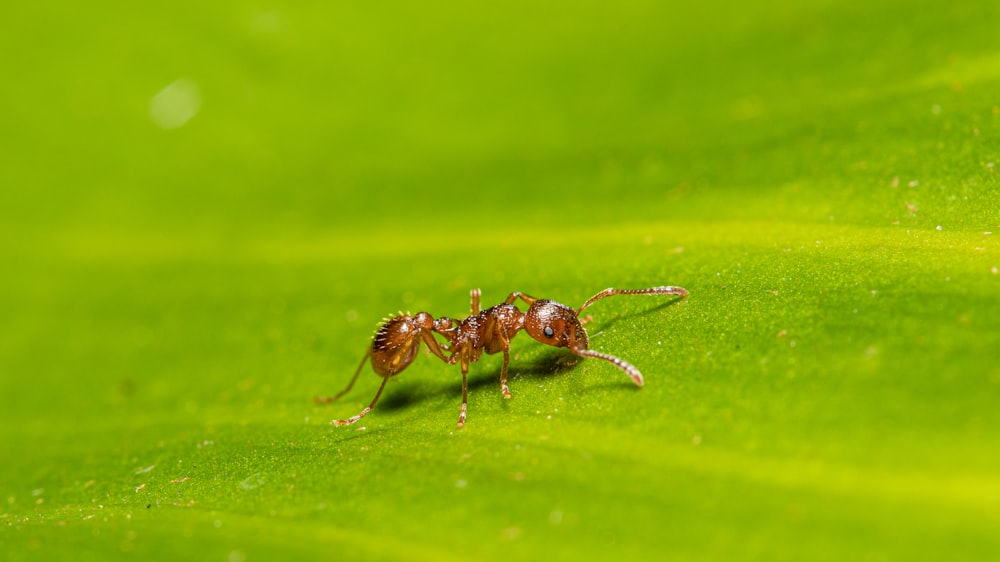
top-left (2, 1), bottom-right (998, 561)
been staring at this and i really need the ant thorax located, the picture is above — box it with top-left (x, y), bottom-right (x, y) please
top-left (452, 303), bottom-right (525, 357)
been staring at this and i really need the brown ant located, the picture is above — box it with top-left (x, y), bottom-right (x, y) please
top-left (316, 286), bottom-right (689, 427)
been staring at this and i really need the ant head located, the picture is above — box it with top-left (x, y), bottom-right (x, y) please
top-left (525, 295), bottom-right (645, 386)
top-left (524, 299), bottom-right (589, 351)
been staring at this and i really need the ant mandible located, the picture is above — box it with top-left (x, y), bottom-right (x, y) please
top-left (315, 285), bottom-right (689, 427)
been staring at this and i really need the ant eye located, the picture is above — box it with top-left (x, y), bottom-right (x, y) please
top-left (543, 326), bottom-right (554, 338)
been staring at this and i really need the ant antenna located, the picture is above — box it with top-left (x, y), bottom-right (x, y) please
top-left (571, 347), bottom-right (645, 386)
top-left (577, 286), bottom-right (689, 315)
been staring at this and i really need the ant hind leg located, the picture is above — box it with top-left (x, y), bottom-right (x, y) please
top-left (331, 374), bottom-right (390, 427)
top-left (315, 349), bottom-right (371, 404)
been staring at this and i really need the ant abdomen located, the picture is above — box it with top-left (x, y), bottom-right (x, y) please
top-left (371, 313), bottom-right (431, 376)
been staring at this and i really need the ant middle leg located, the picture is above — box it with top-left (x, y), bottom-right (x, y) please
top-left (470, 288), bottom-right (481, 315)
top-left (499, 347), bottom-right (512, 399)
top-left (457, 360), bottom-right (470, 427)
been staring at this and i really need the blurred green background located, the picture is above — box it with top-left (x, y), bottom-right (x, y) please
top-left (2, 1), bottom-right (998, 560)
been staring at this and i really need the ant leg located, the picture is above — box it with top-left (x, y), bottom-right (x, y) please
top-left (331, 374), bottom-right (389, 427)
top-left (577, 286), bottom-right (689, 315)
top-left (420, 330), bottom-right (451, 363)
top-left (457, 360), bottom-right (470, 427)
top-left (500, 347), bottom-right (512, 399)
top-left (503, 291), bottom-right (538, 306)
top-left (470, 288), bottom-right (481, 315)
top-left (490, 317), bottom-right (514, 399)
top-left (315, 349), bottom-right (370, 404)
top-left (432, 316), bottom-right (458, 352)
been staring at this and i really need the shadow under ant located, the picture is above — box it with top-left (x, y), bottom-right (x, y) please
top-left (353, 348), bottom-right (583, 414)
top-left (470, 348), bottom-right (584, 389)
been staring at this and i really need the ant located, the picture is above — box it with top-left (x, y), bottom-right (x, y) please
top-left (316, 285), bottom-right (689, 427)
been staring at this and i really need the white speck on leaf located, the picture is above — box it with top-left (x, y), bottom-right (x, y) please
top-left (149, 78), bottom-right (202, 130)
top-left (239, 474), bottom-right (264, 490)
